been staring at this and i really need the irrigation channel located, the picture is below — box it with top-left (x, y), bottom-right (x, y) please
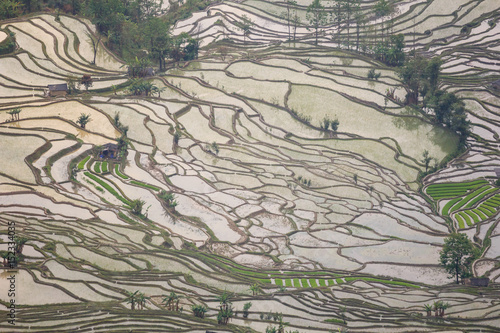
top-left (1, 0), bottom-right (500, 331)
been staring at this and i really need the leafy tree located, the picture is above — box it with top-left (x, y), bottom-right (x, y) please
top-left (397, 56), bottom-right (431, 105)
top-left (439, 233), bottom-right (480, 284)
top-left (426, 90), bottom-right (471, 144)
top-left (0, 0), bottom-right (23, 19)
top-left (14, 236), bottom-right (28, 254)
top-left (306, 0), bottom-right (327, 45)
top-left (243, 302), bottom-right (252, 318)
top-left (80, 74), bottom-right (93, 91)
top-left (76, 113), bottom-right (91, 129)
top-left (331, 118), bottom-right (339, 131)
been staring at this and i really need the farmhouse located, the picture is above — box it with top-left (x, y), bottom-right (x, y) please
top-left (47, 83), bottom-right (68, 97)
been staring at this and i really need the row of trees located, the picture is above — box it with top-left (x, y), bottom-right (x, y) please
top-left (304, 0), bottom-right (398, 51)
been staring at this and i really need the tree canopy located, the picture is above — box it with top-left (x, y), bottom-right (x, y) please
top-left (439, 233), bottom-right (479, 284)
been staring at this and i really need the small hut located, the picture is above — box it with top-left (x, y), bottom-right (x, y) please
top-left (491, 79), bottom-right (500, 90)
top-left (495, 168), bottom-right (500, 177)
top-left (100, 143), bottom-right (119, 159)
top-left (47, 83), bottom-right (68, 97)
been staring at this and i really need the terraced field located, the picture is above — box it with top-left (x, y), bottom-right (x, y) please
top-left (1, 0), bottom-right (500, 332)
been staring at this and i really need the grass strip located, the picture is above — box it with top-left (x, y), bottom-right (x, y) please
top-left (130, 180), bottom-right (160, 191)
top-left (473, 208), bottom-right (487, 220)
top-left (465, 188), bottom-right (498, 208)
top-left (465, 210), bottom-right (480, 224)
top-left (442, 197), bottom-right (462, 215)
top-left (478, 206), bottom-right (494, 217)
top-left (293, 278), bottom-right (301, 287)
top-left (301, 279), bottom-right (309, 288)
top-left (101, 161), bottom-right (109, 173)
top-left (459, 212), bottom-right (473, 227)
top-left (84, 172), bottom-right (130, 205)
top-left (94, 161), bottom-right (101, 173)
top-left (285, 279), bottom-right (292, 287)
top-left (77, 156), bottom-right (90, 169)
top-left (456, 214), bottom-right (465, 229)
top-left (345, 277), bottom-right (420, 288)
top-left (114, 164), bottom-right (129, 179)
top-left (449, 186), bottom-right (491, 213)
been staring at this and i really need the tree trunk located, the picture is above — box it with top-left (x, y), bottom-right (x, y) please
top-left (455, 260), bottom-right (460, 284)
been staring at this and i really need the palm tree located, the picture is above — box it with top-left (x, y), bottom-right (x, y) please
top-left (433, 300), bottom-right (442, 317)
top-left (76, 113), bottom-right (91, 129)
top-left (424, 303), bottom-right (432, 317)
top-left (126, 290), bottom-right (140, 310)
top-left (162, 291), bottom-right (182, 311)
top-left (134, 292), bottom-right (150, 310)
top-left (191, 304), bottom-right (208, 318)
top-left (249, 283), bottom-right (262, 296)
top-left (439, 302), bottom-right (449, 317)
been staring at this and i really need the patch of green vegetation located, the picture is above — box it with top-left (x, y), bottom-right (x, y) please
top-left (325, 318), bottom-right (344, 324)
top-left (114, 164), bottom-right (129, 179)
top-left (443, 197), bottom-right (461, 215)
top-left (77, 156), bottom-right (90, 169)
top-left (130, 180), bottom-right (160, 191)
top-left (101, 161), bottom-right (109, 173)
top-left (94, 161), bottom-right (101, 173)
top-left (84, 172), bottom-right (130, 205)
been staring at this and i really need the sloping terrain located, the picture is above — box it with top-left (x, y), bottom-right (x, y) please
top-left (1, 0), bottom-right (500, 332)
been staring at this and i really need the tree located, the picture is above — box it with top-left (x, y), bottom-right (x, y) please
top-left (236, 15), bottom-right (253, 44)
top-left (439, 233), bottom-right (479, 284)
top-left (307, 0), bottom-right (327, 45)
top-left (162, 291), bottom-right (182, 311)
top-left (7, 107), bottom-right (21, 121)
top-left (421, 150), bottom-right (432, 172)
top-left (423, 303), bottom-right (432, 317)
top-left (131, 199), bottom-right (145, 215)
top-left (249, 283), bottom-right (262, 296)
top-left (0, 0), bottom-right (23, 19)
top-left (86, 31), bottom-right (102, 65)
top-left (14, 236), bottom-right (28, 254)
top-left (126, 290), bottom-right (140, 310)
top-left (76, 113), bottom-right (91, 129)
top-left (243, 302), bottom-right (252, 318)
top-left (216, 290), bottom-right (233, 324)
top-left (331, 0), bottom-right (344, 45)
top-left (128, 79), bottom-right (159, 96)
top-left (282, 0), bottom-right (297, 41)
top-left (192, 304), bottom-right (208, 318)
top-left (80, 74), bottom-right (93, 91)
top-left (374, 0), bottom-right (392, 42)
